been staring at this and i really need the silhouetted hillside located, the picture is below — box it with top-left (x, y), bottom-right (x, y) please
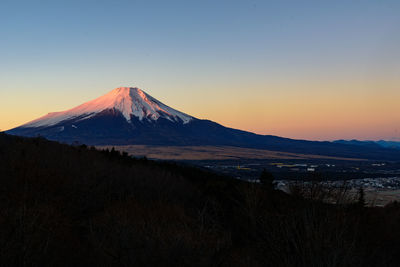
top-left (1, 132), bottom-right (400, 266)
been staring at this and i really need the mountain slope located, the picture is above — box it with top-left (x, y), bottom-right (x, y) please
top-left (7, 87), bottom-right (400, 161)
top-left (334, 140), bottom-right (400, 150)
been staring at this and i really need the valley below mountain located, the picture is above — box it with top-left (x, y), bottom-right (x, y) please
top-left (98, 145), bottom-right (365, 160)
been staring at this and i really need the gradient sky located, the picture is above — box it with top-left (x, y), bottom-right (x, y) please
top-left (1, 0), bottom-right (399, 141)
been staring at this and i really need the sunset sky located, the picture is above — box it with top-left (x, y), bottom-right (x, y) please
top-left (1, 0), bottom-right (399, 141)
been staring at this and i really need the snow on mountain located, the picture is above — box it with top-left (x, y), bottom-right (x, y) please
top-left (21, 87), bottom-right (193, 128)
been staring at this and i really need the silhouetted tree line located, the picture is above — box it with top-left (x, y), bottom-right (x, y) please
top-left (1, 132), bottom-right (400, 266)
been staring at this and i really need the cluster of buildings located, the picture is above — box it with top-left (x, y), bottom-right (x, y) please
top-left (275, 177), bottom-right (400, 190)
top-left (269, 162), bottom-right (336, 172)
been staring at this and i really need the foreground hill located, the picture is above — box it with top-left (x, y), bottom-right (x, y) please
top-left (1, 132), bottom-right (400, 266)
top-left (7, 87), bottom-right (400, 161)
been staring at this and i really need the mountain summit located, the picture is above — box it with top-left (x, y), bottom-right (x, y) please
top-left (21, 87), bottom-right (193, 128)
top-left (7, 86), bottom-right (400, 160)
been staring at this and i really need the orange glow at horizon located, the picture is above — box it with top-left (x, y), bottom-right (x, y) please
top-left (1, 80), bottom-right (399, 141)
top-left (174, 80), bottom-right (400, 141)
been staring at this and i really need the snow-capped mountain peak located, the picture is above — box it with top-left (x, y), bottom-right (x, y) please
top-left (22, 87), bottom-right (193, 128)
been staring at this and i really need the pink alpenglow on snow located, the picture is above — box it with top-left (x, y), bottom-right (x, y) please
top-left (21, 87), bottom-right (193, 128)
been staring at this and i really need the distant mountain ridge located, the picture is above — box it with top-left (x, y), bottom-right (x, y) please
top-left (334, 140), bottom-right (400, 150)
top-left (6, 87), bottom-right (400, 161)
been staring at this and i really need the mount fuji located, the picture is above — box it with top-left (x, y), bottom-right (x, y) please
top-left (16, 87), bottom-right (193, 129)
top-left (7, 87), bottom-right (400, 161)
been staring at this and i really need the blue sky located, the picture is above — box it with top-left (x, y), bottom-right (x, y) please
top-left (1, 0), bottom-right (399, 140)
